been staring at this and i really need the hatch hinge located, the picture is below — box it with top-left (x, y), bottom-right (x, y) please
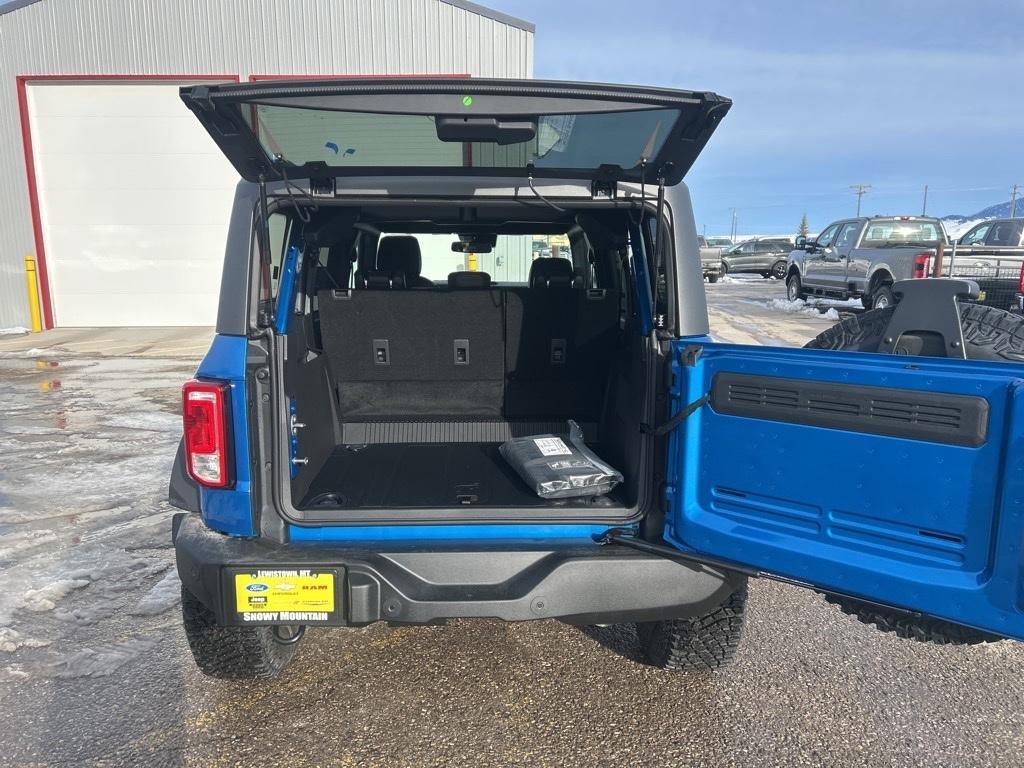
top-left (591, 164), bottom-right (621, 199)
top-left (309, 177), bottom-right (336, 198)
top-left (680, 344), bottom-right (703, 367)
top-left (189, 85), bottom-right (215, 112)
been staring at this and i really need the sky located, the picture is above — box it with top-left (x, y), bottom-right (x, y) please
top-left (484, 0), bottom-right (1024, 235)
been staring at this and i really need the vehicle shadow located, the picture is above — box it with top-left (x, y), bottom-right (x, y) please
top-left (573, 621), bottom-right (647, 664)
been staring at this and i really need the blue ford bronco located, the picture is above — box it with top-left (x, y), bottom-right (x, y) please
top-left (170, 78), bottom-right (1024, 679)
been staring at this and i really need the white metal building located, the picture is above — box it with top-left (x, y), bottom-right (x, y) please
top-left (0, 0), bottom-right (534, 328)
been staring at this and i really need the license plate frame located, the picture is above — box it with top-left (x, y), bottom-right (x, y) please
top-left (225, 567), bottom-right (343, 625)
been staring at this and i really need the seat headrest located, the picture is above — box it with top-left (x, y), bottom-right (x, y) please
top-left (448, 271), bottom-right (492, 289)
top-left (355, 269), bottom-right (407, 290)
top-left (377, 236), bottom-right (422, 277)
top-left (529, 258), bottom-right (580, 288)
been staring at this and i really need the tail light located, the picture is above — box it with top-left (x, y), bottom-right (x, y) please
top-left (182, 380), bottom-right (232, 488)
top-left (913, 253), bottom-right (932, 279)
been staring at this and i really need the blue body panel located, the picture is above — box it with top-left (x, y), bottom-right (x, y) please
top-left (665, 341), bottom-right (1024, 640)
top-left (195, 334), bottom-right (255, 537)
top-left (289, 523), bottom-right (616, 544)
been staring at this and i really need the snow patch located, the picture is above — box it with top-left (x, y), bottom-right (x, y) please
top-left (0, 529), bottom-right (58, 560)
top-left (0, 628), bottom-right (50, 653)
top-left (21, 579), bottom-right (90, 612)
top-left (0, 327), bottom-right (29, 336)
top-left (131, 569), bottom-right (181, 616)
top-left (766, 297), bottom-right (841, 320)
top-left (50, 638), bottom-right (156, 678)
top-left (1, 665), bottom-right (29, 680)
top-left (767, 297), bottom-right (813, 313)
top-left (0, 347), bottom-right (49, 359)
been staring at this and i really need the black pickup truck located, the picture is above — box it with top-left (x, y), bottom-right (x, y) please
top-left (946, 218), bottom-right (1024, 311)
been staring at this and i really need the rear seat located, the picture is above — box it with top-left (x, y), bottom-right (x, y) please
top-left (318, 287), bottom-right (504, 419)
top-left (317, 259), bottom-right (618, 423)
top-left (505, 259), bottom-right (618, 419)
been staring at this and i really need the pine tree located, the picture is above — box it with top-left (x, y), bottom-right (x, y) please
top-left (798, 214), bottom-right (810, 238)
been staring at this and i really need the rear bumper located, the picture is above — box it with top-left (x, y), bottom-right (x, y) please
top-left (173, 513), bottom-right (739, 627)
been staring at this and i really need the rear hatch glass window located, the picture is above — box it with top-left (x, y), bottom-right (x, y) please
top-left (181, 79), bottom-right (731, 185)
top-left (250, 107), bottom-right (678, 174)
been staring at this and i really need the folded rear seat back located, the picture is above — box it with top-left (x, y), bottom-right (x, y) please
top-left (317, 288), bottom-right (504, 420)
top-left (505, 259), bottom-right (619, 420)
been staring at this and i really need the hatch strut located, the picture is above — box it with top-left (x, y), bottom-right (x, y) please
top-left (653, 170), bottom-right (667, 275)
top-left (651, 168), bottom-right (669, 329)
top-left (256, 173), bottom-right (275, 328)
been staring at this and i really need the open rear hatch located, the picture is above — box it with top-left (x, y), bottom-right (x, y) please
top-left (180, 77), bottom-right (730, 186)
top-left (179, 78), bottom-right (732, 525)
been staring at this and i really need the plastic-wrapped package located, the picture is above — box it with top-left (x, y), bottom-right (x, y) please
top-left (499, 420), bottom-right (623, 499)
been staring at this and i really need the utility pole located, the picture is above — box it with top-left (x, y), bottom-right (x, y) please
top-left (850, 184), bottom-right (872, 216)
top-left (729, 208), bottom-right (738, 242)
top-left (1011, 184), bottom-right (1019, 218)
top-left (922, 184), bottom-right (928, 215)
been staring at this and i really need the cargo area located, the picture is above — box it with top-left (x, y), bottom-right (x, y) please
top-left (274, 201), bottom-right (660, 521)
top-left (299, 428), bottom-right (627, 510)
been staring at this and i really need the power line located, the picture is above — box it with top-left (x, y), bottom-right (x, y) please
top-left (850, 184), bottom-right (872, 216)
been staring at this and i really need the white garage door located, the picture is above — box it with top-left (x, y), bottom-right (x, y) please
top-left (27, 80), bottom-right (240, 326)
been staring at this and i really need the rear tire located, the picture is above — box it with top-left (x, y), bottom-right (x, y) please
top-left (720, 261), bottom-right (730, 277)
top-left (805, 303), bottom-right (1024, 644)
top-left (181, 587), bottom-right (302, 679)
top-left (770, 259), bottom-right (788, 280)
top-left (637, 583), bottom-right (747, 671)
top-left (870, 284), bottom-right (895, 310)
top-left (707, 273), bottom-right (719, 284)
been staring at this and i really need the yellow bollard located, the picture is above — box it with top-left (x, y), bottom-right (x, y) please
top-left (24, 255), bottom-right (43, 332)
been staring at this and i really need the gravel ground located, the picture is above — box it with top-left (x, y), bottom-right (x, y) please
top-left (1, 277), bottom-right (1022, 768)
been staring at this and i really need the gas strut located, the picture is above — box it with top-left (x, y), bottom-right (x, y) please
top-left (256, 172), bottom-right (275, 329)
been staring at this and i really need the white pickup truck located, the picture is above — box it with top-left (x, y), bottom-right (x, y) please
top-left (697, 235), bottom-right (723, 282)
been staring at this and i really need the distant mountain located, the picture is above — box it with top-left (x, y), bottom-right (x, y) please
top-left (942, 199), bottom-right (1021, 223)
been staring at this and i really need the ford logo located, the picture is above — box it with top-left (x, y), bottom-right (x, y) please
top-left (246, 583), bottom-right (269, 593)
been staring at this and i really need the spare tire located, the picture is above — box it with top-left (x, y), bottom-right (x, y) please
top-left (805, 302), bottom-right (1024, 362)
top-left (804, 302), bottom-right (1024, 644)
